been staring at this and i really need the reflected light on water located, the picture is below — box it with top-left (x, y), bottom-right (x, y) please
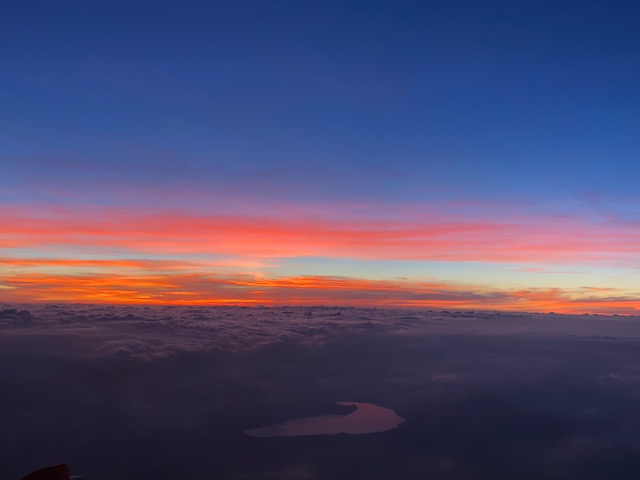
top-left (245, 402), bottom-right (405, 437)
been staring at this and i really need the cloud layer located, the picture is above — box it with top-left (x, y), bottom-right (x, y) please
top-left (4, 305), bottom-right (640, 480)
top-left (2, 304), bottom-right (640, 360)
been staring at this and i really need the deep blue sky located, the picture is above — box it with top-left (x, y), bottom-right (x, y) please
top-left (4, 0), bottom-right (640, 201)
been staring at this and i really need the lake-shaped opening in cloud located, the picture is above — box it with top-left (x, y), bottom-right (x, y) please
top-left (245, 402), bottom-right (405, 437)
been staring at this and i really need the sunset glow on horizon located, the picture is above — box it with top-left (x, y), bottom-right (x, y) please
top-left (1, 197), bottom-right (638, 313)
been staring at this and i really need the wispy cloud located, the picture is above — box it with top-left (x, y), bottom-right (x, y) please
top-left (1, 202), bottom-right (638, 312)
top-left (1, 204), bottom-right (639, 265)
top-left (1, 270), bottom-right (638, 314)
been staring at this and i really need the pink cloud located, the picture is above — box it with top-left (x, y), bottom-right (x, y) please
top-left (1, 204), bottom-right (638, 265)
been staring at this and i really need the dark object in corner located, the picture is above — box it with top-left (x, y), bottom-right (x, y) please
top-left (21, 464), bottom-right (74, 480)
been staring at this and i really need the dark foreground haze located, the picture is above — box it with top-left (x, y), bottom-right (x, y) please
top-left (3, 304), bottom-right (640, 479)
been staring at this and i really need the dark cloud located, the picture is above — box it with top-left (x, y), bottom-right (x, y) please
top-left (2, 305), bottom-right (640, 479)
top-left (2, 304), bottom-right (640, 360)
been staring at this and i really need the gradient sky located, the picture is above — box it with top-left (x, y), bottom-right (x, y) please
top-left (1, 0), bottom-right (639, 313)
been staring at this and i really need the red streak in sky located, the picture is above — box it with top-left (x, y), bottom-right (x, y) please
top-left (1, 205), bottom-right (638, 265)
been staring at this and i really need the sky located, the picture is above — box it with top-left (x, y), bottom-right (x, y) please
top-left (1, 0), bottom-right (639, 313)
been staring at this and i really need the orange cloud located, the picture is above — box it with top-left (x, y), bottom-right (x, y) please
top-left (2, 271), bottom-right (638, 315)
top-left (0, 257), bottom-right (189, 270)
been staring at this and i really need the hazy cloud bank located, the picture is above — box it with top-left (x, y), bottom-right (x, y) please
top-left (1, 304), bottom-right (640, 359)
top-left (3, 305), bottom-right (640, 479)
